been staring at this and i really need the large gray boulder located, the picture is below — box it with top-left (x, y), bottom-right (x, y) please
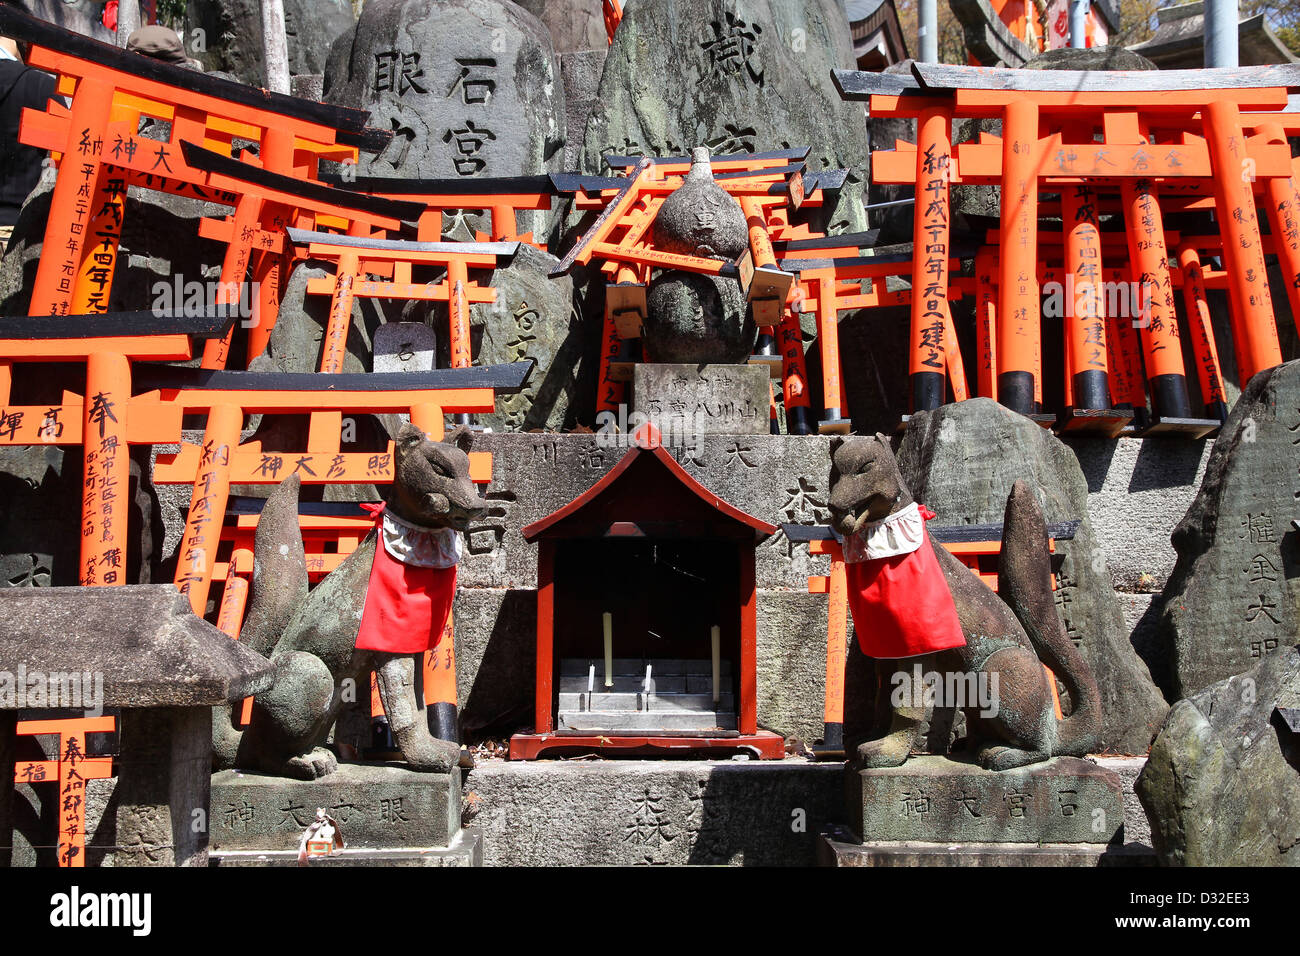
top-left (580, 0), bottom-right (869, 234)
top-left (184, 0), bottom-right (355, 85)
top-left (897, 399), bottom-right (1169, 754)
top-left (1137, 643), bottom-right (1300, 866)
top-left (324, 0), bottom-right (566, 191)
top-left (1157, 359), bottom-right (1300, 699)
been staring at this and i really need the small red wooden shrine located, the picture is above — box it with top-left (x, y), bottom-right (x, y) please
top-left (511, 427), bottom-right (783, 760)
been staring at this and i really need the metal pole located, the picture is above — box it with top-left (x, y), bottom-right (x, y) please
top-left (1204, 0), bottom-right (1239, 68)
top-left (1069, 0), bottom-right (1089, 48)
top-left (919, 0), bottom-right (938, 63)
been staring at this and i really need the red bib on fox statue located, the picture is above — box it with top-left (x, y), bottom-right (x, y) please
top-left (354, 503), bottom-right (458, 654)
top-left (843, 503), bottom-right (967, 659)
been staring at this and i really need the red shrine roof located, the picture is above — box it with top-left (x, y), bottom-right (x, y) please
top-left (521, 425), bottom-right (776, 543)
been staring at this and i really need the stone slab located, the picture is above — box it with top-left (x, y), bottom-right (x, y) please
top-left (463, 757), bottom-right (844, 865)
top-left (845, 755), bottom-right (1124, 844)
top-left (632, 363), bottom-right (770, 437)
top-left (210, 764), bottom-right (461, 852)
top-left (817, 828), bottom-right (1154, 867)
top-left (1090, 755), bottom-right (1152, 848)
top-left (211, 828), bottom-right (482, 867)
top-left (0, 585), bottom-right (273, 708)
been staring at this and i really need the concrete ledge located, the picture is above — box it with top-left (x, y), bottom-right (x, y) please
top-left (818, 827), bottom-right (1157, 867)
top-left (211, 828), bottom-right (482, 867)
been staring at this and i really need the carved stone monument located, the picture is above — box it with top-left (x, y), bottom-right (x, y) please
top-left (632, 364), bottom-right (769, 437)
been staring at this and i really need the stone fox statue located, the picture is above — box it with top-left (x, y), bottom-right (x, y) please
top-left (828, 435), bottom-right (1102, 771)
top-left (212, 424), bottom-right (486, 780)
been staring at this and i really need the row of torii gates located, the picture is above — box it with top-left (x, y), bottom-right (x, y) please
top-left (3, 2), bottom-right (1300, 860)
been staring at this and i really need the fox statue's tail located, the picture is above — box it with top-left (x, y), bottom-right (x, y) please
top-left (996, 481), bottom-right (1102, 756)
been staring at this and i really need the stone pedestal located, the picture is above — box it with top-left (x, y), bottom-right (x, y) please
top-left (210, 764), bottom-right (463, 856)
top-left (212, 828), bottom-right (482, 867)
top-left (111, 707), bottom-right (214, 867)
top-left (845, 756), bottom-right (1124, 844)
top-left (632, 363), bottom-right (769, 437)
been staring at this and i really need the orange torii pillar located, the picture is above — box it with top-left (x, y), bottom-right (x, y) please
top-left (778, 305), bottom-right (813, 434)
top-left (175, 403), bottom-right (242, 616)
top-left (975, 246), bottom-right (997, 399)
top-left (1121, 178), bottom-right (1194, 423)
top-left (1175, 243), bottom-right (1230, 422)
top-left (1204, 101), bottom-right (1282, 386)
top-left (1060, 183), bottom-right (1109, 411)
top-left (1104, 263), bottom-right (1151, 428)
top-left (910, 104), bottom-right (953, 413)
top-left (410, 402), bottom-right (460, 743)
top-left (1257, 125), bottom-right (1300, 346)
top-left (997, 99), bottom-right (1042, 417)
top-left (808, 538), bottom-right (848, 756)
top-left (14, 717), bottom-right (115, 868)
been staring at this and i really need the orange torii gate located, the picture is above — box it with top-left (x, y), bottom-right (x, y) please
top-left (783, 520), bottom-right (1075, 759)
top-left (14, 716), bottom-right (115, 868)
top-left (143, 361), bottom-right (529, 743)
top-left (178, 143), bottom-right (424, 369)
top-left (0, 5), bottom-right (383, 322)
top-left (835, 63), bottom-right (1298, 431)
top-left (0, 310), bottom-right (235, 586)
top-left (776, 243), bottom-right (971, 433)
top-left (551, 149), bottom-right (842, 420)
top-left (284, 229), bottom-right (519, 378)
top-left (323, 173), bottom-right (567, 246)
top-left (135, 361), bottom-right (530, 618)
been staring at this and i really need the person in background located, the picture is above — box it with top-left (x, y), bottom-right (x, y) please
top-left (125, 25), bottom-right (197, 69)
top-left (0, 34), bottom-right (57, 244)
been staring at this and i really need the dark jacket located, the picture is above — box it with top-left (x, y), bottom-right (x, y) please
top-left (0, 59), bottom-right (57, 227)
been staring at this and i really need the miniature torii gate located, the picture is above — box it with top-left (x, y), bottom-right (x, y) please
top-left (0, 310), bottom-right (234, 586)
top-left (177, 143), bottom-right (424, 368)
top-left (551, 149), bottom-right (840, 420)
top-left (14, 716), bottom-right (115, 868)
top-left (0, 5), bottom-right (380, 322)
top-left (137, 361), bottom-right (530, 618)
top-left (783, 520), bottom-right (1076, 758)
top-left (324, 173), bottom-right (565, 246)
top-left (834, 64), bottom-right (1298, 430)
top-left (776, 242), bottom-right (972, 433)
top-left (284, 229), bottom-right (519, 377)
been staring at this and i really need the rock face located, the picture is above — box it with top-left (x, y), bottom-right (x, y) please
top-left (324, 0), bottom-right (565, 195)
top-left (581, 0), bottom-right (869, 234)
top-left (184, 0), bottom-right (355, 85)
top-left (1137, 644), bottom-right (1300, 866)
top-left (1157, 360), bottom-right (1300, 700)
top-left (14, 1), bottom-right (114, 43)
top-left (471, 244), bottom-right (583, 432)
top-left (0, 440), bottom-right (161, 589)
top-left (897, 399), bottom-right (1169, 754)
top-left (514, 0), bottom-right (606, 53)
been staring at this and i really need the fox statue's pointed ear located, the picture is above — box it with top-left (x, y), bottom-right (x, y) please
top-left (395, 422), bottom-right (426, 449)
top-left (445, 423), bottom-right (474, 453)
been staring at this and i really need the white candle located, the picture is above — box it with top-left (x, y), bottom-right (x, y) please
top-left (603, 612), bottom-right (613, 688)
top-left (711, 625), bottom-right (721, 705)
